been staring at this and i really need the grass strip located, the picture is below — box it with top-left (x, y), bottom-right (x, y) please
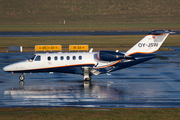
top-left (0, 35), bottom-right (178, 52)
top-left (0, 108), bottom-right (180, 120)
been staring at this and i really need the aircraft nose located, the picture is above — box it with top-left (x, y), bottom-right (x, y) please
top-left (3, 63), bottom-right (21, 72)
top-left (3, 65), bottom-right (13, 72)
top-left (3, 61), bottom-right (27, 72)
top-left (3, 66), bottom-right (6, 71)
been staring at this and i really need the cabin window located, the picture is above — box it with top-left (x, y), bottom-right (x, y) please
top-left (35, 55), bottom-right (41, 61)
top-left (54, 56), bottom-right (58, 61)
top-left (73, 56), bottom-right (76, 60)
top-left (47, 56), bottom-right (51, 61)
top-left (79, 56), bottom-right (82, 60)
top-left (67, 56), bottom-right (70, 60)
top-left (60, 56), bottom-right (64, 60)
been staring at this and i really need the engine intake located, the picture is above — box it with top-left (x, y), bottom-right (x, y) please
top-left (97, 50), bottom-right (125, 61)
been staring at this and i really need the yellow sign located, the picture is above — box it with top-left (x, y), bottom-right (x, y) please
top-left (35, 45), bottom-right (62, 51)
top-left (69, 45), bottom-right (89, 51)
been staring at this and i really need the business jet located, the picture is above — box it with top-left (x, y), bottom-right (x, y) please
top-left (3, 30), bottom-right (171, 83)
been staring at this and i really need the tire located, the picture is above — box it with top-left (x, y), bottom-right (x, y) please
top-left (19, 75), bottom-right (25, 81)
top-left (85, 76), bottom-right (91, 81)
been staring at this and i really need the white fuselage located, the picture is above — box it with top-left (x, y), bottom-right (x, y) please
top-left (3, 52), bottom-right (118, 73)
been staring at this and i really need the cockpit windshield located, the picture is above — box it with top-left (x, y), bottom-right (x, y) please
top-left (28, 55), bottom-right (36, 61)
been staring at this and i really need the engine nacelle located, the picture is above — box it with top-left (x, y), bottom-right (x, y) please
top-left (97, 50), bottom-right (125, 61)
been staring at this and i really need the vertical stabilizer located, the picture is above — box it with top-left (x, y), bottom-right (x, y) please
top-left (126, 30), bottom-right (170, 56)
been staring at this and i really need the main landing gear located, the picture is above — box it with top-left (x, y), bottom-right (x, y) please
top-left (83, 67), bottom-right (92, 86)
top-left (19, 73), bottom-right (25, 86)
top-left (83, 67), bottom-right (92, 81)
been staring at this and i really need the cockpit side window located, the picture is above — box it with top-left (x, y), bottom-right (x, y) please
top-left (35, 55), bottom-right (41, 61)
top-left (28, 55), bottom-right (36, 62)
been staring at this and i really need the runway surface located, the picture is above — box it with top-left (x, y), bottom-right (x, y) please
top-left (0, 48), bottom-right (180, 108)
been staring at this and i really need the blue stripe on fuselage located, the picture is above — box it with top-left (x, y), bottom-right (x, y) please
top-left (11, 64), bottom-right (95, 74)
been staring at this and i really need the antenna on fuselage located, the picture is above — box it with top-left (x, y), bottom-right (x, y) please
top-left (89, 48), bottom-right (93, 52)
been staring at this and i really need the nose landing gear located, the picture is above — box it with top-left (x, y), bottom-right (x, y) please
top-left (19, 73), bottom-right (25, 86)
top-left (19, 74), bottom-right (25, 81)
